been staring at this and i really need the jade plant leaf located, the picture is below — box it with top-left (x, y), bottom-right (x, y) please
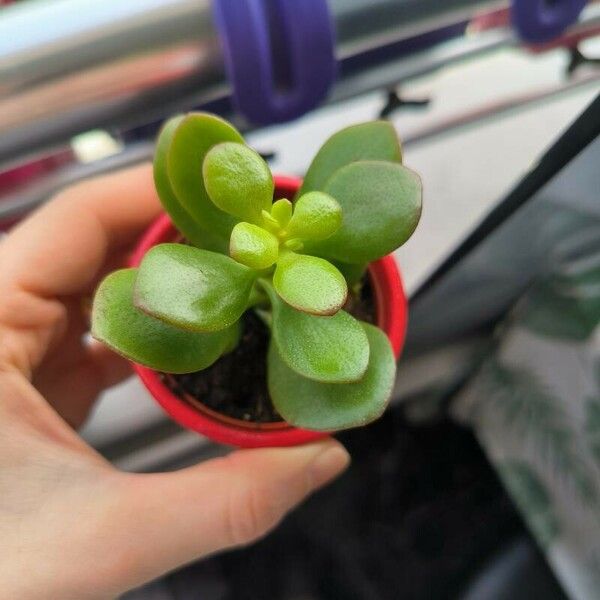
top-left (332, 260), bottom-right (368, 287)
top-left (263, 281), bottom-right (369, 383)
top-left (271, 198), bottom-right (293, 227)
top-left (167, 113), bottom-right (245, 239)
top-left (204, 142), bottom-right (273, 224)
top-left (154, 115), bottom-right (209, 249)
top-left (230, 222), bottom-right (279, 270)
top-left (92, 269), bottom-right (239, 373)
top-left (273, 253), bottom-right (347, 315)
top-left (298, 121), bottom-right (402, 197)
top-left (305, 161), bottom-right (422, 264)
top-left (134, 244), bottom-right (255, 332)
top-left (268, 323), bottom-right (395, 431)
top-left (286, 192), bottom-right (341, 241)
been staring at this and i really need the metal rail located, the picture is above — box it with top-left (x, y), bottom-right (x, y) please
top-left (1, 67), bottom-right (597, 222)
top-left (1, 0), bottom-right (598, 222)
top-left (0, 0), bottom-right (505, 166)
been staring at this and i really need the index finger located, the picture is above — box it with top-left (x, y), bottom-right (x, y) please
top-left (0, 163), bottom-right (161, 298)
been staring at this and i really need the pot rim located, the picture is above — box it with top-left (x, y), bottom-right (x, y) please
top-left (129, 175), bottom-right (408, 447)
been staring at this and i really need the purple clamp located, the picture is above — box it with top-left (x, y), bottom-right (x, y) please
top-left (512, 0), bottom-right (587, 43)
top-left (213, 0), bottom-right (336, 125)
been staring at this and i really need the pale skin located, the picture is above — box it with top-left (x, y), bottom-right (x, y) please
top-left (0, 165), bottom-right (350, 600)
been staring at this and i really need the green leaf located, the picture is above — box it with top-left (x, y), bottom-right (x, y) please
top-left (134, 244), bottom-right (255, 332)
top-left (333, 260), bottom-right (368, 287)
top-left (585, 398), bottom-right (600, 468)
top-left (167, 113), bottom-right (244, 239)
top-left (92, 269), bottom-right (238, 373)
top-left (519, 274), bottom-right (600, 341)
top-left (268, 323), bottom-right (395, 431)
top-left (273, 253), bottom-right (347, 315)
top-left (203, 142), bottom-right (273, 224)
top-left (287, 192), bottom-right (341, 241)
top-left (230, 222), bottom-right (279, 270)
top-left (305, 161), bottom-right (422, 264)
top-left (298, 121), bottom-right (402, 197)
top-left (479, 359), bottom-right (598, 504)
top-left (263, 281), bottom-right (369, 383)
top-left (271, 199), bottom-right (292, 227)
top-left (496, 461), bottom-right (560, 549)
top-left (154, 115), bottom-right (210, 249)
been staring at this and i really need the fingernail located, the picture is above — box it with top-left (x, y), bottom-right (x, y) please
top-left (309, 443), bottom-right (351, 489)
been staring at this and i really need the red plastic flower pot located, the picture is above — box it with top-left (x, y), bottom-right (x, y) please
top-left (129, 175), bottom-right (408, 448)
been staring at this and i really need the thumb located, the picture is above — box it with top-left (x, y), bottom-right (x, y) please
top-left (107, 439), bottom-right (349, 593)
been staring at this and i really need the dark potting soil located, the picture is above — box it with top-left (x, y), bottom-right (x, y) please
top-left (163, 310), bottom-right (277, 423)
top-left (164, 275), bottom-right (376, 424)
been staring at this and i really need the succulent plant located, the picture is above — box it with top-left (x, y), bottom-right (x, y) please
top-left (92, 113), bottom-right (422, 431)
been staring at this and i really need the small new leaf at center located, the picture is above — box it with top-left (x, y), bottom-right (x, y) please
top-left (230, 222), bottom-right (279, 270)
top-left (286, 191), bottom-right (341, 241)
top-left (273, 253), bottom-right (347, 316)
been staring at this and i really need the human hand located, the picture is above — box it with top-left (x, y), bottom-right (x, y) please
top-left (0, 165), bottom-right (350, 600)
